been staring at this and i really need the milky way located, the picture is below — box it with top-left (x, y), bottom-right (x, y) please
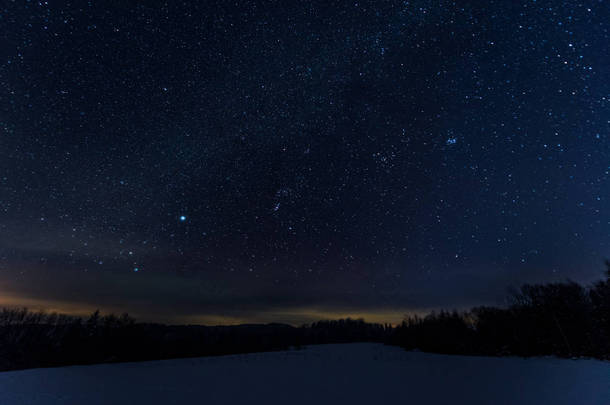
top-left (1, 1), bottom-right (609, 324)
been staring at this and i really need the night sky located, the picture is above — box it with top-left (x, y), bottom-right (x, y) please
top-left (1, 1), bottom-right (609, 325)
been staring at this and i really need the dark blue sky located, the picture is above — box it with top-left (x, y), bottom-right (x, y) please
top-left (1, 0), bottom-right (609, 324)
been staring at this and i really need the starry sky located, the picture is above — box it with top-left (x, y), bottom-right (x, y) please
top-left (1, 0), bottom-right (609, 325)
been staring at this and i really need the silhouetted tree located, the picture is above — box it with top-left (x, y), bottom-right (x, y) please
top-left (590, 261), bottom-right (610, 358)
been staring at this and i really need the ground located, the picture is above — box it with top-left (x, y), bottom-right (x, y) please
top-left (1, 343), bottom-right (608, 404)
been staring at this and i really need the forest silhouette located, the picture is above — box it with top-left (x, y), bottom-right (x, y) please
top-left (1, 263), bottom-right (609, 371)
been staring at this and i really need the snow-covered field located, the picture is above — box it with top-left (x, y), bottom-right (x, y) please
top-left (0, 343), bottom-right (608, 404)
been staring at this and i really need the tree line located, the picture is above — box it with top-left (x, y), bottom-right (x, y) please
top-left (1, 263), bottom-right (609, 371)
top-left (390, 263), bottom-right (610, 359)
top-left (0, 310), bottom-right (389, 371)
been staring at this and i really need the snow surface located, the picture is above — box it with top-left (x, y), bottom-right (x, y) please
top-left (0, 343), bottom-right (608, 405)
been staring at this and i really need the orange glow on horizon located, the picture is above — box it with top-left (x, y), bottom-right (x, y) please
top-left (0, 292), bottom-right (424, 326)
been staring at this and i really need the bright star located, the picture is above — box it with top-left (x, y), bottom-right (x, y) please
top-left (180, 215), bottom-right (187, 221)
